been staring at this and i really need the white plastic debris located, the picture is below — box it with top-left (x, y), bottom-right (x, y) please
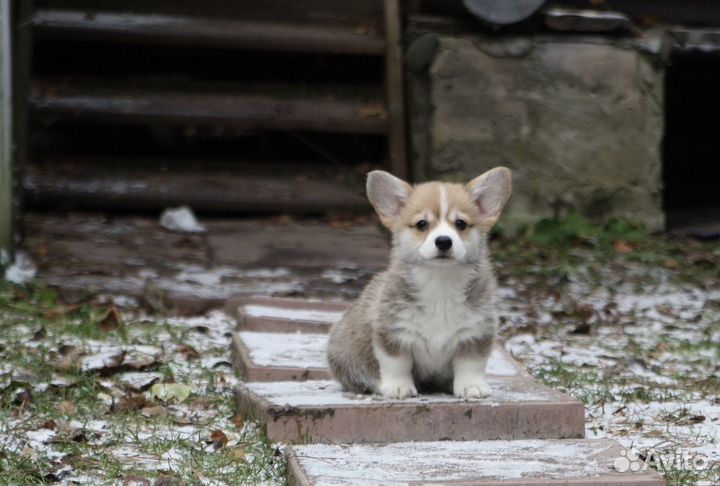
top-left (3, 251), bottom-right (37, 284)
top-left (159, 206), bottom-right (206, 233)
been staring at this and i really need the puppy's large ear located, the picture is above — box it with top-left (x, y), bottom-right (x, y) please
top-left (466, 167), bottom-right (512, 229)
top-left (367, 170), bottom-right (412, 228)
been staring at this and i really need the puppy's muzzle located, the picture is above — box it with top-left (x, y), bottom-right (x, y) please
top-left (435, 236), bottom-right (452, 252)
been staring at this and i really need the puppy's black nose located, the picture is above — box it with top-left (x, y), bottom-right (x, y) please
top-left (435, 236), bottom-right (452, 251)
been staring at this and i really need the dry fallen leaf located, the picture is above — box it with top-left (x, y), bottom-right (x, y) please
top-left (140, 405), bottom-right (167, 418)
top-left (613, 239), bottom-right (634, 254)
top-left (231, 415), bottom-right (245, 430)
top-left (209, 430), bottom-right (228, 449)
top-left (178, 345), bottom-right (200, 361)
top-left (111, 394), bottom-right (148, 414)
top-left (99, 305), bottom-right (124, 332)
top-left (58, 346), bottom-right (84, 371)
top-left (58, 400), bottom-right (77, 416)
top-left (21, 447), bottom-right (39, 461)
top-left (226, 447), bottom-right (246, 461)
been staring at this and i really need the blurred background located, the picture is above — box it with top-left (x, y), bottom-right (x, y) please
top-left (1, 0), bottom-right (720, 305)
top-left (3, 0), bottom-right (720, 228)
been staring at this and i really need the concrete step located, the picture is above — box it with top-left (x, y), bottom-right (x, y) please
top-left (231, 330), bottom-right (527, 382)
top-left (234, 378), bottom-right (585, 443)
top-left (286, 438), bottom-right (666, 485)
top-left (228, 295), bottom-right (348, 334)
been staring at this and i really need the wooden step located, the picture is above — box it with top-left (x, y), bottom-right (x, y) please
top-left (235, 378), bottom-right (585, 443)
top-left (29, 80), bottom-right (389, 135)
top-left (231, 331), bottom-right (528, 382)
top-left (287, 439), bottom-right (666, 485)
top-left (33, 9), bottom-right (386, 56)
top-left (228, 295), bottom-right (349, 333)
top-left (23, 159), bottom-right (369, 213)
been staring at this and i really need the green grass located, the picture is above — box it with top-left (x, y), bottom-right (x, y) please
top-left (0, 282), bottom-right (283, 485)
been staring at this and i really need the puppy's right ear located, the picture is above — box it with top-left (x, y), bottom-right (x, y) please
top-left (367, 171), bottom-right (412, 228)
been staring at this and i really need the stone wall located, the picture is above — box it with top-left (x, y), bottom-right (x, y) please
top-left (407, 36), bottom-right (665, 232)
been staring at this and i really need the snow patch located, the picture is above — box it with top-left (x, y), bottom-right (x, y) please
top-left (243, 305), bottom-right (345, 324)
top-left (290, 439), bottom-right (622, 485)
top-left (3, 252), bottom-right (37, 284)
top-left (159, 206), bottom-right (206, 233)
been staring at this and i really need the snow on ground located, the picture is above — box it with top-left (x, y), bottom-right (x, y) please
top-left (499, 258), bottom-right (720, 484)
top-left (1, 236), bottom-right (718, 484)
top-left (0, 303), bottom-right (284, 485)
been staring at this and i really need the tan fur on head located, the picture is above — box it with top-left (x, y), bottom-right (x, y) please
top-left (367, 168), bottom-right (513, 231)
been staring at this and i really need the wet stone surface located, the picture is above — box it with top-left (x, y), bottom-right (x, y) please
top-left (23, 212), bottom-right (388, 313)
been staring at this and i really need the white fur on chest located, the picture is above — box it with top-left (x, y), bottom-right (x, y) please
top-left (393, 266), bottom-right (490, 377)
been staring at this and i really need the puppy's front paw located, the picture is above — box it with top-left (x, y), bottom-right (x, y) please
top-left (453, 376), bottom-right (491, 399)
top-left (378, 378), bottom-right (418, 399)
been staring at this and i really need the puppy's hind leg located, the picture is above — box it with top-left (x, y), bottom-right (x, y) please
top-left (326, 349), bottom-right (375, 394)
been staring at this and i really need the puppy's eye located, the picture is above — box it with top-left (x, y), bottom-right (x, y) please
top-left (455, 219), bottom-right (467, 231)
top-left (415, 220), bottom-right (429, 231)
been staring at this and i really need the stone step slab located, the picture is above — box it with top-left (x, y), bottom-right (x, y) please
top-left (231, 330), bottom-right (528, 382)
top-left (227, 295), bottom-right (347, 334)
top-left (286, 438), bottom-right (666, 485)
top-left (235, 379), bottom-right (585, 443)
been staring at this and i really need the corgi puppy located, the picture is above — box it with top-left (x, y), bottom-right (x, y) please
top-left (326, 168), bottom-right (512, 399)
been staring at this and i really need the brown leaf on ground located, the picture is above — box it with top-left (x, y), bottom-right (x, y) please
top-left (41, 419), bottom-right (57, 430)
top-left (664, 258), bottom-right (680, 270)
top-left (21, 447), bottom-right (39, 461)
top-left (57, 345), bottom-right (83, 370)
top-left (141, 405), bottom-right (167, 418)
top-left (226, 448), bottom-right (246, 461)
top-left (231, 415), bottom-right (245, 430)
top-left (688, 251), bottom-right (715, 266)
top-left (208, 430), bottom-right (228, 449)
top-left (613, 240), bottom-right (634, 254)
top-left (111, 394), bottom-right (148, 414)
top-left (178, 345), bottom-right (200, 361)
top-left (13, 389), bottom-right (33, 407)
top-left (99, 305), bottom-right (124, 331)
top-left (44, 304), bottom-right (81, 320)
top-left (570, 322), bottom-right (592, 335)
top-left (58, 400), bottom-right (77, 416)
top-left (30, 327), bottom-right (47, 341)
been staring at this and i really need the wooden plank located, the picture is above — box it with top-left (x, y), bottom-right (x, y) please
top-left (34, 9), bottom-right (386, 56)
top-left (235, 378), bottom-right (585, 443)
top-left (29, 80), bottom-right (389, 135)
top-left (23, 159), bottom-right (370, 213)
top-left (383, 0), bottom-right (407, 178)
top-left (287, 439), bottom-right (666, 486)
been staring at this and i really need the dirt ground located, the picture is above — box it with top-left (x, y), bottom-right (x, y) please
top-left (1, 212), bottom-right (718, 485)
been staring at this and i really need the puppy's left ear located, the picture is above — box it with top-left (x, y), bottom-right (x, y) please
top-left (466, 167), bottom-right (512, 229)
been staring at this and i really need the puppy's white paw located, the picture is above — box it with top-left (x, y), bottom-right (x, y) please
top-left (453, 376), bottom-right (491, 399)
top-left (378, 378), bottom-right (418, 399)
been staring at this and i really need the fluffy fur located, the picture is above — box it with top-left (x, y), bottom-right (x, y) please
top-left (326, 168), bottom-right (512, 399)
